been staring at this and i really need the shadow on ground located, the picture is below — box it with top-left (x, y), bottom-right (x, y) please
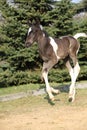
top-left (39, 84), bottom-right (70, 93)
top-left (39, 84), bottom-right (70, 105)
top-left (0, 84), bottom-right (70, 102)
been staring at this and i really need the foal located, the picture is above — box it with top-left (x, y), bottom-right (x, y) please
top-left (25, 22), bottom-right (87, 102)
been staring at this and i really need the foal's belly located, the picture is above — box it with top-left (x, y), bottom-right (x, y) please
top-left (57, 50), bottom-right (69, 60)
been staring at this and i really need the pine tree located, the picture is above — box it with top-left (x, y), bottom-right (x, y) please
top-left (44, 0), bottom-right (74, 37)
top-left (73, 0), bottom-right (87, 81)
top-left (82, 0), bottom-right (87, 11)
top-left (0, 0), bottom-right (54, 86)
top-left (0, 0), bottom-right (87, 87)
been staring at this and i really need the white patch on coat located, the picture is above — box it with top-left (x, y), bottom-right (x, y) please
top-left (28, 27), bottom-right (32, 35)
top-left (40, 25), bottom-right (43, 30)
top-left (49, 37), bottom-right (60, 59)
top-left (43, 33), bottom-right (45, 37)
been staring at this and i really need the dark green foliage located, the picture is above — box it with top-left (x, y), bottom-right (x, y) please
top-left (44, 0), bottom-right (74, 37)
top-left (73, 10), bottom-right (87, 72)
top-left (83, 0), bottom-right (87, 10)
top-left (76, 0), bottom-right (87, 12)
top-left (8, 45), bottom-right (41, 71)
top-left (0, 0), bottom-right (87, 87)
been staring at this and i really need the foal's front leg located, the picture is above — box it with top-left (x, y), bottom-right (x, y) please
top-left (65, 60), bottom-right (80, 102)
top-left (42, 60), bottom-right (59, 101)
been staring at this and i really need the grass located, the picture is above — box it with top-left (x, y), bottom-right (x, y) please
top-left (0, 81), bottom-right (87, 96)
top-left (0, 81), bottom-right (87, 114)
top-left (0, 84), bottom-right (41, 96)
top-left (0, 87), bottom-right (87, 114)
top-left (0, 82), bottom-right (65, 96)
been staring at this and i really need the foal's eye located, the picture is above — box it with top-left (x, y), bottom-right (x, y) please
top-left (29, 30), bottom-right (33, 35)
top-left (33, 30), bottom-right (36, 33)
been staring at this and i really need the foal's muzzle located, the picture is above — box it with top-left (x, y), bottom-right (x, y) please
top-left (25, 42), bottom-right (32, 47)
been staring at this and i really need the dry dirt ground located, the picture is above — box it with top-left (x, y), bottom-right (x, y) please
top-left (0, 86), bottom-right (87, 130)
top-left (0, 106), bottom-right (87, 130)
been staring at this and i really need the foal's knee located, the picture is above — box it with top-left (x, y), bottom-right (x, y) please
top-left (74, 62), bottom-right (80, 74)
top-left (42, 68), bottom-right (48, 77)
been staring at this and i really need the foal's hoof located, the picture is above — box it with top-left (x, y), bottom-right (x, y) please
top-left (68, 97), bottom-right (74, 102)
top-left (51, 88), bottom-right (60, 94)
top-left (54, 90), bottom-right (60, 94)
top-left (57, 90), bottom-right (60, 94)
top-left (68, 97), bottom-right (73, 102)
top-left (50, 97), bottom-right (55, 102)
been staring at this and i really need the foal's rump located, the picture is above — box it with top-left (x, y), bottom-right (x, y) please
top-left (55, 36), bottom-right (79, 59)
top-left (67, 36), bottom-right (80, 55)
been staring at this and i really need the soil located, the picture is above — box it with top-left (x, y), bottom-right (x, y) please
top-left (0, 106), bottom-right (87, 130)
top-left (0, 82), bottom-right (87, 130)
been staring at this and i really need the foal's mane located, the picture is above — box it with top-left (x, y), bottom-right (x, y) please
top-left (42, 30), bottom-right (49, 37)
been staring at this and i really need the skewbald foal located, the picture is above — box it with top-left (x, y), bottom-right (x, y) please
top-left (25, 21), bottom-right (87, 102)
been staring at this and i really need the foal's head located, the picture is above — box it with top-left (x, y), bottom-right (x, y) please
top-left (25, 22), bottom-right (43, 47)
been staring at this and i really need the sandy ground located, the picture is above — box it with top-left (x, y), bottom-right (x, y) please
top-left (0, 104), bottom-right (87, 130)
top-left (0, 83), bottom-right (87, 130)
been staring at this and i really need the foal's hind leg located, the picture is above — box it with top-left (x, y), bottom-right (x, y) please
top-left (70, 56), bottom-right (80, 102)
top-left (65, 59), bottom-right (80, 102)
top-left (42, 60), bottom-right (59, 101)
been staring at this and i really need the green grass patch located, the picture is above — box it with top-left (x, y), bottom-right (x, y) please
top-left (0, 84), bottom-right (41, 96)
top-left (0, 82), bottom-right (63, 96)
top-left (0, 88), bottom-right (87, 114)
top-left (0, 81), bottom-right (87, 96)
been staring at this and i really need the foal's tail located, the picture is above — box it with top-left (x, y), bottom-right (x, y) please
top-left (74, 33), bottom-right (87, 39)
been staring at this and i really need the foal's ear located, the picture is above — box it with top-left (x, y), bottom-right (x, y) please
top-left (36, 18), bottom-right (40, 25)
top-left (33, 17), bottom-right (40, 26)
top-left (27, 19), bottom-right (32, 26)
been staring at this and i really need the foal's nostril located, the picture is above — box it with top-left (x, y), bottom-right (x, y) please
top-left (25, 42), bottom-right (28, 47)
top-left (25, 42), bottom-right (31, 47)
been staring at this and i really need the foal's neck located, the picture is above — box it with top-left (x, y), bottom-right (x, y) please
top-left (37, 30), bottom-right (46, 43)
top-left (37, 31), bottom-right (48, 51)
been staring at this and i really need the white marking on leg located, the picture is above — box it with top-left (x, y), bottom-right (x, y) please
top-left (74, 62), bottom-right (80, 80)
top-left (65, 60), bottom-right (80, 102)
top-left (70, 69), bottom-right (75, 90)
top-left (49, 37), bottom-right (60, 60)
top-left (42, 70), bottom-right (54, 100)
top-left (69, 62), bottom-right (80, 101)
top-left (42, 60), bottom-right (59, 100)
top-left (70, 68), bottom-right (74, 81)
top-left (51, 87), bottom-right (59, 94)
top-left (69, 68), bottom-right (75, 102)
